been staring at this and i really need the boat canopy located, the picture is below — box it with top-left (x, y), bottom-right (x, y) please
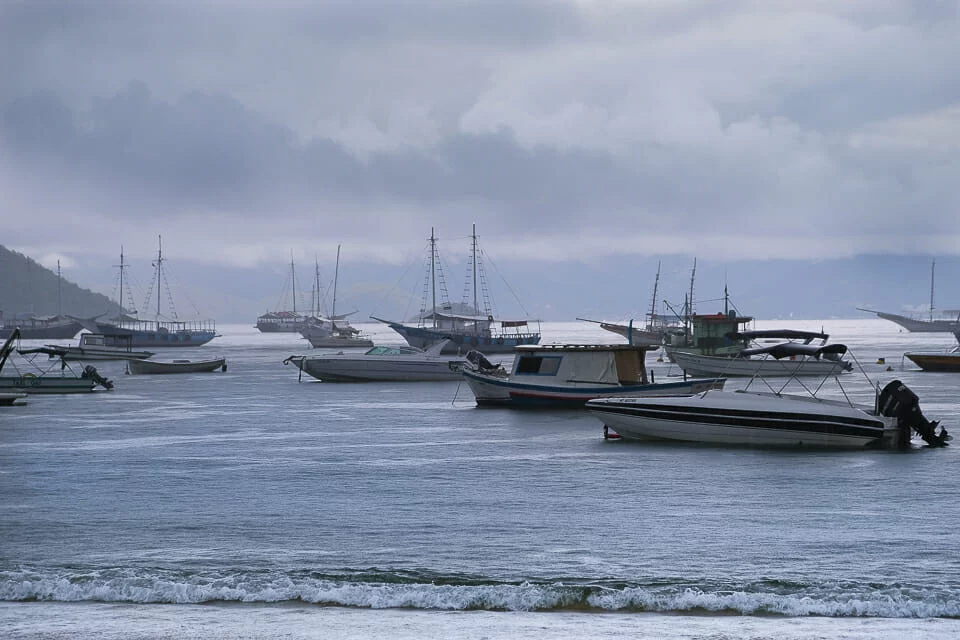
top-left (741, 342), bottom-right (848, 360)
top-left (728, 330), bottom-right (829, 344)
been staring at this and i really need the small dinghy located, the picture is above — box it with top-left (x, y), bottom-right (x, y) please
top-left (128, 357), bottom-right (227, 375)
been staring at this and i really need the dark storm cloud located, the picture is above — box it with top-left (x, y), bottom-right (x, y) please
top-left (1, 0), bottom-right (959, 266)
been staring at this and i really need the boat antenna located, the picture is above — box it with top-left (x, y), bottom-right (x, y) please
top-left (930, 258), bottom-right (936, 323)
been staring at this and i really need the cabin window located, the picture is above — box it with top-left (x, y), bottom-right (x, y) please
top-left (515, 355), bottom-right (561, 375)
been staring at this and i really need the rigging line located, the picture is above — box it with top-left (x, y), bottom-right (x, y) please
top-left (368, 244), bottom-right (425, 321)
top-left (476, 247), bottom-right (533, 319)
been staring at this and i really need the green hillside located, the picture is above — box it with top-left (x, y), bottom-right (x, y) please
top-left (0, 245), bottom-right (119, 320)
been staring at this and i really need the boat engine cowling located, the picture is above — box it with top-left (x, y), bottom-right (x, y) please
top-left (878, 380), bottom-right (949, 448)
top-left (81, 364), bottom-right (114, 390)
top-left (464, 350), bottom-right (506, 376)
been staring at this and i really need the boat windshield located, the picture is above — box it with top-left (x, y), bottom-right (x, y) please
top-left (365, 346), bottom-right (420, 356)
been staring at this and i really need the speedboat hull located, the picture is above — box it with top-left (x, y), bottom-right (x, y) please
top-left (587, 391), bottom-right (896, 448)
top-left (462, 368), bottom-right (725, 408)
top-left (0, 376), bottom-right (98, 394)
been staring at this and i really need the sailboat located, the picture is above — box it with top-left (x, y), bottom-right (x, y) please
top-left (372, 225), bottom-right (540, 355)
top-left (255, 254), bottom-right (304, 333)
top-left (301, 245), bottom-right (373, 349)
top-left (95, 238), bottom-right (217, 347)
top-left (858, 259), bottom-right (960, 332)
top-left (0, 260), bottom-right (88, 340)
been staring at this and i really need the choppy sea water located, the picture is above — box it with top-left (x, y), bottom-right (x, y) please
top-left (1, 319), bottom-right (959, 639)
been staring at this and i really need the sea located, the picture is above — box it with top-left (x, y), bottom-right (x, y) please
top-left (2, 318), bottom-right (959, 639)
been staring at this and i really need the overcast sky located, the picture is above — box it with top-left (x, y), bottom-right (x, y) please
top-left (2, 1), bottom-right (960, 319)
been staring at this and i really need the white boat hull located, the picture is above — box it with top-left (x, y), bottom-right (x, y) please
top-left (670, 350), bottom-right (851, 377)
top-left (289, 356), bottom-right (465, 382)
top-left (462, 368), bottom-right (725, 407)
top-left (587, 391), bottom-right (897, 448)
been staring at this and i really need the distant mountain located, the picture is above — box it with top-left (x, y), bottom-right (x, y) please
top-left (0, 245), bottom-right (119, 320)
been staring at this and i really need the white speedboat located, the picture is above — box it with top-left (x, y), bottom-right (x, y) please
top-left (670, 332), bottom-right (852, 377)
top-left (284, 340), bottom-right (466, 382)
top-left (461, 343), bottom-right (724, 408)
top-left (587, 344), bottom-right (949, 449)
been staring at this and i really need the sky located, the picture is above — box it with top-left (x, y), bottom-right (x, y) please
top-left (2, 1), bottom-right (959, 321)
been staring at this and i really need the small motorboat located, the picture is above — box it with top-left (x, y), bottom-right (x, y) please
top-left (127, 357), bottom-right (227, 375)
top-left (904, 332), bottom-right (960, 372)
top-left (586, 342), bottom-right (949, 450)
top-left (284, 339), bottom-right (465, 382)
top-left (0, 329), bottom-right (113, 393)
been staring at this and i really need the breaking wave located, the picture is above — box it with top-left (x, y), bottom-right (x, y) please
top-left (2, 567), bottom-right (958, 618)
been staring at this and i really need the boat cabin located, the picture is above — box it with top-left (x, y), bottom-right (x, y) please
top-left (510, 344), bottom-right (653, 386)
top-left (667, 311), bottom-right (754, 356)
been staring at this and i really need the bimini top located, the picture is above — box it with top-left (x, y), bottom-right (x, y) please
top-left (728, 330), bottom-right (830, 344)
top-left (741, 342), bottom-right (848, 360)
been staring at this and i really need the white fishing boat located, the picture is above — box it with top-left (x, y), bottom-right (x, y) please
top-left (0, 328), bottom-right (113, 393)
top-left (128, 357), bottom-right (226, 375)
top-left (283, 340), bottom-right (465, 382)
top-left (669, 330), bottom-right (852, 377)
top-left (373, 225), bottom-right (540, 354)
top-left (460, 343), bottom-right (724, 408)
top-left (39, 333), bottom-right (155, 361)
top-left (587, 343), bottom-right (950, 449)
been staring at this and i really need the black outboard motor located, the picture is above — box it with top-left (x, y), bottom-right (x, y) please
top-left (81, 364), bottom-right (114, 390)
top-left (878, 380), bottom-right (949, 448)
top-left (465, 350), bottom-right (498, 372)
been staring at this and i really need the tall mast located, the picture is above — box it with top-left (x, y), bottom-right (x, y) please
top-left (290, 251), bottom-right (297, 315)
top-left (155, 235), bottom-right (163, 319)
top-left (314, 257), bottom-right (321, 317)
top-left (930, 258), bottom-right (936, 322)
top-left (430, 228), bottom-right (437, 329)
top-left (114, 247), bottom-right (126, 316)
top-left (648, 260), bottom-right (661, 329)
top-left (472, 223), bottom-right (478, 316)
top-left (57, 260), bottom-right (62, 316)
top-left (331, 244), bottom-right (340, 329)
top-left (688, 258), bottom-right (697, 321)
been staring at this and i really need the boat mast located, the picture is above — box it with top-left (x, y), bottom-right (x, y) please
top-left (472, 223), bottom-right (478, 318)
top-left (930, 258), bottom-right (936, 322)
top-left (431, 228), bottom-right (437, 330)
top-left (114, 247), bottom-right (126, 317)
top-left (291, 251), bottom-right (297, 316)
top-left (331, 244), bottom-right (340, 330)
top-left (57, 260), bottom-right (62, 317)
top-left (154, 235), bottom-right (163, 320)
top-left (648, 260), bottom-right (660, 330)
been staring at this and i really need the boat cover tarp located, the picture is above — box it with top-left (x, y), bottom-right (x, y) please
top-left (740, 343), bottom-right (848, 359)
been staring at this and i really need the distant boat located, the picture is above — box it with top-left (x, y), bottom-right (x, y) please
top-left (256, 254), bottom-right (304, 333)
top-left (301, 245), bottom-right (374, 349)
top-left (373, 225), bottom-right (540, 354)
top-left (0, 260), bottom-right (89, 340)
top-left (95, 240), bottom-right (217, 348)
top-left (578, 261), bottom-right (675, 347)
top-left (858, 259), bottom-right (960, 333)
top-left (128, 357), bottom-right (226, 375)
top-left (904, 332), bottom-right (960, 372)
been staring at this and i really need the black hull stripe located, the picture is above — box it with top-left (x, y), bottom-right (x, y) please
top-left (590, 401), bottom-right (882, 428)
top-left (589, 406), bottom-right (885, 439)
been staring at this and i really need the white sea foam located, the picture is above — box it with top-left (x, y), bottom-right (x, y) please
top-left (3, 570), bottom-right (958, 618)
